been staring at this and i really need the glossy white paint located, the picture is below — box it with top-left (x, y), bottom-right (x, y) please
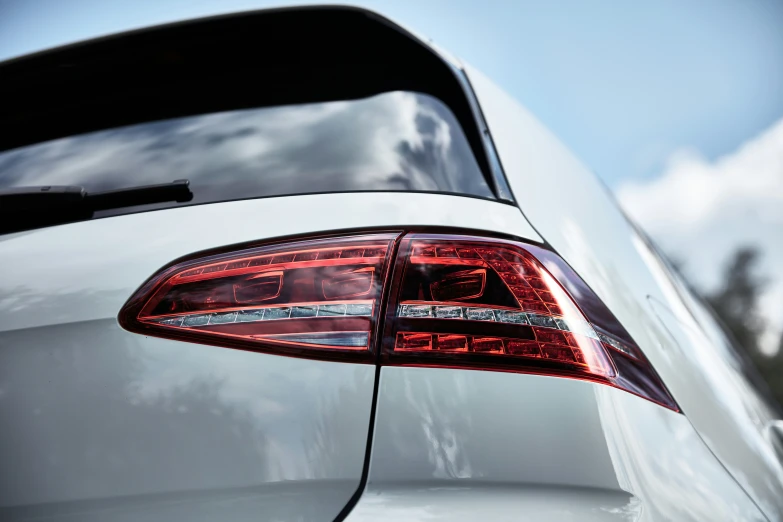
top-left (465, 63), bottom-right (783, 519)
top-left (0, 327), bottom-right (372, 519)
top-left (0, 192), bottom-right (539, 521)
top-left (345, 483), bottom-right (637, 522)
top-left (356, 367), bottom-right (765, 521)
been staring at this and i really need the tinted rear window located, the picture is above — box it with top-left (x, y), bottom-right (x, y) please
top-left (0, 91), bottom-right (493, 217)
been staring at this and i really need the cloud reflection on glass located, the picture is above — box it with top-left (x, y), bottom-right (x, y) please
top-left (0, 91), bottom-right (493, 215)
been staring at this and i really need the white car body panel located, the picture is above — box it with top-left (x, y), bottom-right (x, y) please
top-left (351, 367), bottom-right (765, 521)
top-left (345, 483), bottom-right (637, 522)
top-left (0, 192), bottom-right (538, 521)
top-left (464, 63), bottom-right (783, 519)
top-left (0, 328), bottom-right (372, 520)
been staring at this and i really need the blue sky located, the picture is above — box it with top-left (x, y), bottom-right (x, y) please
top-left (2, 0), bottom-right (782, 348)
top-left (1, 0), bottom-right (782, 187)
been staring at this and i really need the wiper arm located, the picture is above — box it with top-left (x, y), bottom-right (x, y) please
top-left (0, 179), bottom-right (192, 234)
top-left (81, 179), bottom-right (193, 211)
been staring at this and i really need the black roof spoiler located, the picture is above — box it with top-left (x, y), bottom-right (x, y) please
top-left (0, 6), bottom-right (513, 202)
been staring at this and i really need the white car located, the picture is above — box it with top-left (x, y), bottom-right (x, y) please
top-left (1, 6), bottom-right (781, 522)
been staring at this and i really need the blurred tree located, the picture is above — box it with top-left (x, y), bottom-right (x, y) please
top-left (705, 247), bottom-right (767, 354)
top-left (703, 247), bottom-right (783, 409)
top-left (763, 337), bottom-right (783, 408)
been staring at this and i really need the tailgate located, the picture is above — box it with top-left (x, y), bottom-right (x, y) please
top-left (0, 193), bottom-right (535, 521)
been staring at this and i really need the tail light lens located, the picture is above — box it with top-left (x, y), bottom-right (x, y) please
top-left (381, 233), bottom-right (678, 411)
top-left (120, 230), bottom-right (677, 410)
top-left (119, 233), bottom-right (399, 362)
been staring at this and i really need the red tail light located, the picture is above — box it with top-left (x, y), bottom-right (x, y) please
top-left (120, 230), bottom-right (677, 411)
top-left (381, 233), bottom-right (678, 411)
top-left (119, 233), bottom-right (399, 362)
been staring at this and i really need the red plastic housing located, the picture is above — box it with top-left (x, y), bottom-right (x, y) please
top-left (120, 230), bottom-right (678, 411)
top-left (119, 233), bottom-right (399, 362)
top-left (381, 233), bottom-right (678, 411)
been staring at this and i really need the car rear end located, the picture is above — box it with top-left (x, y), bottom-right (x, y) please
top-left (0, 6), bottom-right (776, 522)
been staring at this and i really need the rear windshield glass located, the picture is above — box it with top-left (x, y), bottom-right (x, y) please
top-left (0, 91), bottom-right (493, 217)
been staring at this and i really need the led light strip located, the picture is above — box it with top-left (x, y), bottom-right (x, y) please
top-left (398, 304), bottom-right (598, 339)
top-left (177, 245), bottom-right (389, 279)
top-left (264, 332), bottom-right (369, 347)
top-left (152, 302), bottom-right (373, 328)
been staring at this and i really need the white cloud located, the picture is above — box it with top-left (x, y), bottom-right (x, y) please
top-left (617, 118), bottom-right (783, 354)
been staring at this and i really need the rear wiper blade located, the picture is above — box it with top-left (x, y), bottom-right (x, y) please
top-left (0, 179), bottom-right (192, 234)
